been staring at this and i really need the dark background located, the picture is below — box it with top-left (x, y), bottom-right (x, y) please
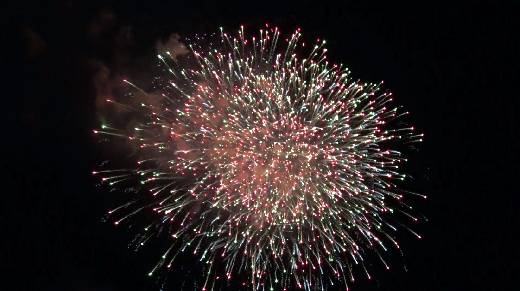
top-left (6, 0), bottom-right (518, 290)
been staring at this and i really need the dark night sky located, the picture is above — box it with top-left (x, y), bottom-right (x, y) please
top-left (6, 1), bottom-right (519, 290)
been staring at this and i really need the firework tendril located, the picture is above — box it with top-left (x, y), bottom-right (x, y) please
top-left (93, 26), bottom-right (424, 291)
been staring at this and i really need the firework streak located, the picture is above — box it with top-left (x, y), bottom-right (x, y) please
top-left (93, 26), bottom-right (424, 290)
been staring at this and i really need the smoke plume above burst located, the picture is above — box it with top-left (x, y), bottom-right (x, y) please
top-left (93, 25), bottom-right (424, 290)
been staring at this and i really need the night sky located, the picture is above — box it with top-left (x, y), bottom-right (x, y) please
top-left (7, 1), bottom-right (518, 290)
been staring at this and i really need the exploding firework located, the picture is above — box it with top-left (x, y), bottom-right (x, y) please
top-left (93, 25), bottom-right (424, 290)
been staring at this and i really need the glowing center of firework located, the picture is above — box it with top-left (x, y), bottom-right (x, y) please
top-left (210, 117), bottom-right (330, 199)
top-left (173, 84), bottom-right (338, 225)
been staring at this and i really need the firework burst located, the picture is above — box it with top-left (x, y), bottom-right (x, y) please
top-left (93, 25), bottom-right (424, 290)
